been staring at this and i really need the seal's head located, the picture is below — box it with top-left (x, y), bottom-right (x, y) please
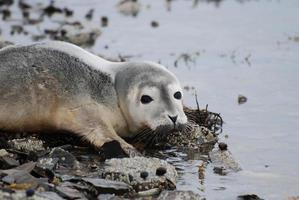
top-left (115, 62), bottom-right (188, 135)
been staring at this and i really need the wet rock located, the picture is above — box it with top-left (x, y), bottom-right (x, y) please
top-left (0, 0), bottom-right (13, 7)
top-left (151, 21), bottom-right (159, 28)
top-left (85, 9), bottom-right (94, 20)
top-left (163, 123), bottom-right (217, 150)
top-left (1, 9), bottom-right (11, 20)
top-left (213, 166), bottom-right (227, 176)
top-left (0, 149), bottom-right (9, 157)
top-left (36, 157), bottom-right (58, 171)
top-left (0, 168), bottom-right (41, 189)
top-left (102, 157), bottom-right (177, 193)
top-left (49, 147), bottom-right (80, 169)
top-left (218, 142), bottom-right (228, 151)
top-left (101, 16), bottom-right (108, 27)
top-left (26, 189), bottom-right (35, 197)
top-left (8, 137), bottom-right (45, 152)
top-left (0, 156), bottom-right (19, 169)
top-left (14, 161), bottom-right (36, 172)
top-left (209, 145), bottom-right (241, 173)
top-left (117, 0), bottom-right (141, 17)
top-left (18, 0), bottom-right (31, 10)
top-left (63, 8), bottom-right (73, 17)
top-left (157, 190), bottom-right (204, 200)
top-left (238, 95), bottom-right (247, 105)
top-left (0, 189), bottom-right (64, 200)
top-left (43, 1), bottom-right (62, 16)
top-left (237, 194), bottom-right (264, 200)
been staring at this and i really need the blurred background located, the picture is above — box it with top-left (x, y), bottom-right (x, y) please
top-left (1, 0), bottom-right (299, 199)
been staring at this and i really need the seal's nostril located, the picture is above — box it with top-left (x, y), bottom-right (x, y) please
top-left (168, 115), bottom-right (178, 124)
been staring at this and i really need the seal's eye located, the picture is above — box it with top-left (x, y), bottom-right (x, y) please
top-left (174, 91), bottom-right (182, 100)
top-left (141, 95), bottom-right (153, 104)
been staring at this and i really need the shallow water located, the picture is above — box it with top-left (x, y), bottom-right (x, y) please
top-left (1, 0), bottom-right (299, 199)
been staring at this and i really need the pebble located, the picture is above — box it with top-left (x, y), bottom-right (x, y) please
top-left (218, 142), bottom-right (228, 151)
top-left (151, 21), bottom-right (159, 28)
top-left (0, 149), bottom-right (8, 157)
top-left (26, 189), bottom-right (35, 197)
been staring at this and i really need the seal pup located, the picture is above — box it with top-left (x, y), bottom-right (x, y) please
top-left (0, 41), bottom-right (187, 155)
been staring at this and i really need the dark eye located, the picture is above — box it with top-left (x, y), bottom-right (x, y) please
top-left (141, 95), bottom-right (153, 104)
top-left (174, 91), bottom-right (182, 100)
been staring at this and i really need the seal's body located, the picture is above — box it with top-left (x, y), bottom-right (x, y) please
top-left (0, 41), bottom-right (187, 154)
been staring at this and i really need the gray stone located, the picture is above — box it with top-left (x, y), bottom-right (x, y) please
top-left (49, 147), bottom-right (80, 169)
top-left (0, 156), bottom-right (19, 169)
top-left (103, 157), bottom-right (177, 192)
top-left (0, 149), bottom-right (9, 157)
top-left (209, 145), bottom-right (242, 173)
top-left (55, 182), bottom-right (87, 199)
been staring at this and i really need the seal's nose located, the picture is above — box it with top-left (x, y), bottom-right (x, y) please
top-left (168, 115), bottom-right (178, 124)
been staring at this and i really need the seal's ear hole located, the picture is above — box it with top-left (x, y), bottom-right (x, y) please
top-left (141, 95), bottom-right (153, 104)
top-left (174, 91), bottom-right (182, 100)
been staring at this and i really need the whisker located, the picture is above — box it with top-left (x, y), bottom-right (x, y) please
top-left (131, 128), bottom-right (153, 143)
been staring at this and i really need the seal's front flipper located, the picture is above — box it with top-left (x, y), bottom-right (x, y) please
top-left (98, 140), bottom-right (141, 160)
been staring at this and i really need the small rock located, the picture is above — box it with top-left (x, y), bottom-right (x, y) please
top-left (0, 156), bottom-right (20, 169)
top-left (44, 2), bottom-right (62, 16)
top-left (49, 147), bottom-right (80, 169)
top-left (117, 0), bottom-right (141, 17)
top-left (101, 16), bottom-right (108, 27)
top-left (238, 95), bottom-right (247, 105)
top-left (209, 147), bottom-right (241, 173)
top-left (0, 169), bottom-right (41, 189)
top-left (213, 166), bottom-right (227, 176)
top-left (85, 9), bottom-right (94, 20)
top-left (55, 182), bottom-right (86, 199)
top-left (103, 157), bottom-right (177, 192)
top-left (74, 178), bottom-right (132, 195)
top-left (26, 189), bottom-right (35, 197)
top-left (218, 142), bottom-right (228, 151)
top-left (63, 8), bottom-right (73, 17)
top-left (151, 21), bottom-right (159, 28)
top-left (237, 194), bottom-right (264, 200)
top-left (0, 149), bottom-right (9, 157)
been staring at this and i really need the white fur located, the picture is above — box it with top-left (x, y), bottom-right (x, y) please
top-left (127, 82), bottom-right (187, 131)
top-left (37, 41), bottom-right (115, 75)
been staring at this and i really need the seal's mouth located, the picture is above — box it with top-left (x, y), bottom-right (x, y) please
top-left (129, 123), bottom-right (188, 148)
